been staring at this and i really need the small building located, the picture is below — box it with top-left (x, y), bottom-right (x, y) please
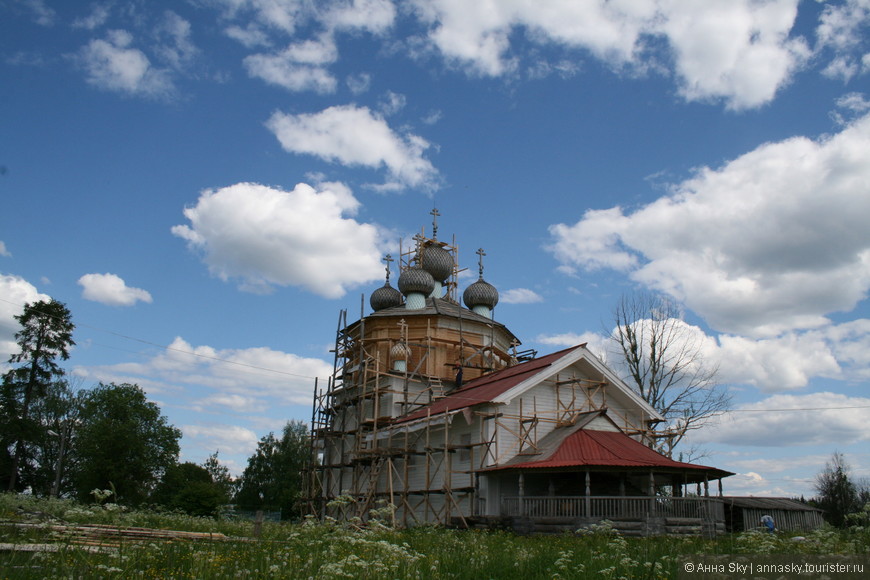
top-left (722, 497), bottom-right (824, 532)
top-left (306, 213), bottom-right (733, 535)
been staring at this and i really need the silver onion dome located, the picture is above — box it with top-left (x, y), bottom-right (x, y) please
top-left (370, 283), bottom-right (403, 311)
top-left (420, 243), bottom-right (453, 283)
top-left (463, 278), bottom-right (499, 310)
top-left (398, 267), bottom-right (435, 296)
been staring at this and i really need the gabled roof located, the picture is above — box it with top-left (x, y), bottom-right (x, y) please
top-left (396, 345), bottom-right (586, 424)
top-left (396, 343), bottom-right (663, 425)
top-left (487, 424), bottom-right (733, 479)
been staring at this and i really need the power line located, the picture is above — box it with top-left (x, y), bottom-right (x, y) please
top-left (3, 298), bottom-right (870, 407)
top-left (724, 405), bottom-right (870, 413)
top-left (0, 297), bottom-right (323, 381)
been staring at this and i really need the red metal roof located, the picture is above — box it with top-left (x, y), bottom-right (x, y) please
top-left (396, 345), bottom-right (585, 424)
top-left (488, 428), bottom-right (732, 477)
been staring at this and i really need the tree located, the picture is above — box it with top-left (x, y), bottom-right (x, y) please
top-left (814, 452), bottom-right (860, 528)
top-left (2, 299), bottom-right (75, 491)
top-left (18, 378), bottom-right (84, 497)
top-left (235, 421), bottom-right (309, 519)
top-left (151, 462), bottom-right (228, 517)
top-left (73, 383), bottom-right (181, 506)
top-left (203, 451), bottom-right (236, 501)
top-left (608, 292), bottom-right (730, 456)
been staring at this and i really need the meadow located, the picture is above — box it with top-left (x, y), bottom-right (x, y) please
top-left (1, 493), bottom-right (867, 579)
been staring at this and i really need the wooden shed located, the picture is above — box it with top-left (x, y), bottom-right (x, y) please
top-left (722, 496), bottom-right (824, 532)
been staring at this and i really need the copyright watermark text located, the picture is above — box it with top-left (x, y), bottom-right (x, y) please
top-left (678, 555), bottom-right (868, 579)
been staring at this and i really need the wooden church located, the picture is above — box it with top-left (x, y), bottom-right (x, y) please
top-left (307, 212), bottom-right (732, 535)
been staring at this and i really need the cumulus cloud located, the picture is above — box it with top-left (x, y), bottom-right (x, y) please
top-left (78, 273), bottom-right (153, 307)
top-left (540, 316), bottom-right (870, 392)
top-left (72, 3), bottom-right (111, 31)
top-left (659, 0), bottom-right (809, 110)
top-left (75, 336), bottom-right (332, 408)
top-left (500, 288), bottom-right (543, 304)
top-left (694, 392), bottom-right (870, 447)
top-left (815, 0), bottom-right (870, 81)
top-left (266, 105), bottom-right (440, 191)
top-left (0, 242), bottom-right (10, 257)
top-left (76, 30), bottom-right (174, 98)
top-left (244, 34), bottom-right (338, 93)
top-left (154, 11), bottom-right (198, 70)
top-left (180, 424), bottom-right (260, 461)
top-left (535, 331), bottom-right (609, 358)
top-left (217, 0), bottom-right (395, 37)
top-left (548, 113), bottom-right (870, 338)
top-left (409, 0), bottom-right (808, 109)
top-left (322, 0), bottom-right (396, 34)
top-left (0, 274), bottom-right (51, 359)
top-left (172, 181), bottom-right (386, 297)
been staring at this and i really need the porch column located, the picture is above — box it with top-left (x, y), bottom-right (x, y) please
top-left (473, 472), bottom-right (479, 516)
top-left (718, 478), bottom-right (723, 498)
top-left (518, 472), bottom-right (525, 516)
top-left (649, 471), bottom-right (655, 515)
top-left (584, 470), bottom-right (591, 517)
top-left (704, 475), bottom-right (709, 498)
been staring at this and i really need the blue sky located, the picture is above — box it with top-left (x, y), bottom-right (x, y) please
top-left (2, 0), bottom-right (870, 498)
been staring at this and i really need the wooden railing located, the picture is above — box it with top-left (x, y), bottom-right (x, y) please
top-left (501, 496), bottom-right (725, 520)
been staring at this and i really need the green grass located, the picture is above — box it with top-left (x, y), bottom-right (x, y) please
top-left (1, 493), bottom-right (867, 579)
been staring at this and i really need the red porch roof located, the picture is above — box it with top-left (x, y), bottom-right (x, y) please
top-left (487, 428), bottom-right (732, 479)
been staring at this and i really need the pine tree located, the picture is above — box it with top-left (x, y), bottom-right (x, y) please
top-left (2, 299), bottom-right (75, 491)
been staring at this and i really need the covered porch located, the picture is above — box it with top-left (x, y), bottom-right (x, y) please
top-left (473, 428), bottom-right (733, 536)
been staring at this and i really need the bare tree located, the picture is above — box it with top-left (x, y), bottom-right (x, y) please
top-left (609, 292), bottom-right (730, 457)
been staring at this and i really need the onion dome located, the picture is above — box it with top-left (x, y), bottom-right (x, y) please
top-left (420, 243), bottom-right (453, 283)
top-left (390, 341), bottom-right (411, 360)
top-left (463, 247), bottom-right (499, 317)
top-left (370, 283), bottom-right (403, 311)
top-left (398, 267), bottom-right (435, 297)
top-left (463, 278), bottom-right (499, 310)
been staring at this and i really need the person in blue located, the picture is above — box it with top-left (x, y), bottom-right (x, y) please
top-left (760, 514), bottom-right (775, 533)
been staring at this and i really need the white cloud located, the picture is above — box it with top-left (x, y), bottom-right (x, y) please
top-left (0, 242), bottom-right (10, 257)
top-left (548, 113), bottom-right (870, 338)
top-left (714, 332), bottom-right (841, 391)
top-left (78, 273), bottom-right (153, 307)
top-left (21, 0), bottom-right (55, 27)
top-left (500, 288), bottom-right (543, 304)
top-left (76, 336), bottom-right (332, 408)
top-left (378, 90), bottom-right (406, 116)
top-left (76, 30), bottom-right (174, 98)
top-left (659, 0), bottom-right (809, 110)
top-left (409, 0), bottom-right (807, 109)
top-left (72, 3), bottom-right (111, 31)
top-left (322, 0), bottom-right (396, 34)
top-left (154, 11), bottom-right (198, 70)
top-left (244, 34), bottom-right (338, 93)
top-left (172, 181), bottom-right (386, 298)
top-left (0, 275), bottom-right (51, 359)
top-left (346, 72), bottom-right (371, 94)
top-left (819, 0), bottom-right (870, 49)
top-left (225, 24), bottom-right (272, 48)
top-left (538, 316), bottom-right (870, 392)
top-left (535, 331), bottom-right (608, 359)
top-left (694, 392), bottom-right (870, 447)
top-left (266, 105), bottom-right (440, 191)
top-left (181, 424), bottom-right (260, 458)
